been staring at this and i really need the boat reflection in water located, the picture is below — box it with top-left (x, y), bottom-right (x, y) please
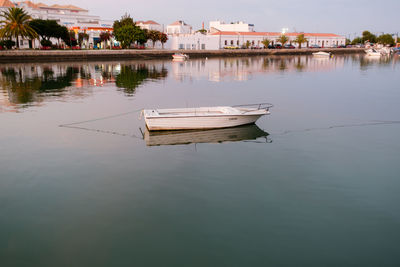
top-left (143, 124), bottom-right (270, 146)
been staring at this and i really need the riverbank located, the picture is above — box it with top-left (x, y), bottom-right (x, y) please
top-left (0, 48), bottom-right (365, 62)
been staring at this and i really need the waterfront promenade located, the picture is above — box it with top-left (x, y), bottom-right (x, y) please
top-left (0, 48), bottom-right (364, 62)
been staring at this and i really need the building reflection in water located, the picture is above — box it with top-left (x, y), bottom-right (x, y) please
top-left (171, 55), bottom-right (346, 82)
top-left (0, 61), bottom-right (168, 112)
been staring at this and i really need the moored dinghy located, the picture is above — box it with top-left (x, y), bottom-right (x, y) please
top-left (172, 53), bottom-right (189, 60)
top-left (312, 51), bottom-right (332, 57)
top-left (143, 103), bottom-right (273, 131)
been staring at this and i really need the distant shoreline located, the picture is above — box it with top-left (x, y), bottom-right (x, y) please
top-left (0, 48), bottom-right (365, 63)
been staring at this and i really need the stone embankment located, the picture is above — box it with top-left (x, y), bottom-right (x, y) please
top-left (0, 48), bottom-right (365, 62)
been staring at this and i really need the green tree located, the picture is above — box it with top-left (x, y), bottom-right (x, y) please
top-left (351, 37), bottom-right (362, 45)
top-left (261, 38), bottom-right (270, 48)
top-left (377, 34), bottom-right (394, 45)
top-left (362, 31), bottom-right (377, 43)
top-left (197, 29), bottom-right (207, 34)
top-left (293, 34), bottom-right (307, 49)
top-left (40, 39), bottom-right (52, 47)
top-left (56, 26), bottom-right (69, 46)
top-left (159, 32), bottom-right (168, 49)
top-left (114, 25), bottom-right (136, 48)
top-left (29, 19), bottom-right (68, 46)
top-left (113, 13), bottom-right (135, 31)
top-left (277, 34), bottom-right (289, 45)
top-left (113, 14), bottom-right (149, 48)
top-left (135, 28), bottom-right (148, 45)
top-left (29, 19), bottom-right (57, 41)
top-left (0, 7), bottom-right (38, 48)
top-left (148, 30), bottom-right (160, 48)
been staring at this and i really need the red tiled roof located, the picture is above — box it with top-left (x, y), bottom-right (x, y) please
top-left (0, 0), bottom-right (15, 7)
top-left (36, 3), bottom-right (88, 11)
top-left (211, 31), bottom-right (342, 37)
top-left (169, 20), bottom-right (190, 26)
top-left (143, 20), bottom-right (160, 25)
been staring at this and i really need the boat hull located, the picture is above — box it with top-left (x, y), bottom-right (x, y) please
top-left (145, 114), bottom-right (264, 130)
top-left (312, 52), bottom-right (331, 57)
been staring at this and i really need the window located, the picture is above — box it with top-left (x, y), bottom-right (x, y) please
top-left (237, 40), bottom-right (239, 45)
top-left (20, 40), bottom-right (24, 45)
top-left (179, 44), bottom-right (184, 49)
top-left (186, 44), bottom-right (191, 49)
top-left (192, 44), bottom-right (196, 49)
top-left (201, 44), bottom-right (206, 50)
top-left (224, 40), bottom-right (227, 45)
top-left (231, 40), bottom-right (233, 45)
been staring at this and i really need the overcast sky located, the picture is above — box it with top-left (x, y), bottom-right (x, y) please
top-left (41, 0), bottom-right (399, 39)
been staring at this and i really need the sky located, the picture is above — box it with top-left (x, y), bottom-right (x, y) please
top-left (40, 0), bottom-right (399, 39)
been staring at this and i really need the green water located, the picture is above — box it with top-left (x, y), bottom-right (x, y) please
top-left (1, 55), bottom-right (400, 266)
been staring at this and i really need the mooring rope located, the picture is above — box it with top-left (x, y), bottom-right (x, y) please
top-left (58, 108), bottom-right (144, 139)
top-left (273, 120), bottom-right (400, 136)
top-left (59, 108), bottom-right (144, 127)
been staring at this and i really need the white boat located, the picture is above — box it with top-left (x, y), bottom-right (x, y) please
top-left (312, 51), bottom-right (331, 57)
top-left (172, 53), bottom-right (189, 60)
top-left (142, 103), bottom-right (272, 131)
top-left (365, 49), bottom-right (382, 57)
top-left (143, 124), bottom-right (270, 146)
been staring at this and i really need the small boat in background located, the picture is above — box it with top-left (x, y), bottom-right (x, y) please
top-left (365, 49), bottom-right (382, 57)
top-left (142, 103), bottom-right (273, 131)
top-left (312, 51), bottom-right (332, 57)
top-left (144, 124), bottom-right (270, 146)
top-left (172, 53), bottom-right (189, 60)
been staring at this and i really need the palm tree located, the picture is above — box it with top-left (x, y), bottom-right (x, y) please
top-left (294, 34), bottom-right (307, 49)
top-left (0, 7), bottom-right (37, 48)
top-left (261, 38), bottom-right (270, 49)
top-left (277, 35), bottom-right (289, 46)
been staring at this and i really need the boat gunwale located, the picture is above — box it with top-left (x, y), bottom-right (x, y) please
top-left (144, 112), bottom-right (269, 119)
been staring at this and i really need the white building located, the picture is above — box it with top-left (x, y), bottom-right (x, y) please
top-left (0, 1), bottom-right (113, 48)
top-left (171, 31), bottom-right (346, 50)
top-left (136, 20), bottom-right (163, 32)
top-left (211, 32), bottom-right (346, 49)
top-left (166, 20), bottom-right (192, 35)
top-left (209, 20), bottom-right (254, 33)
top-left (170, 32), bottom-right (219, 50)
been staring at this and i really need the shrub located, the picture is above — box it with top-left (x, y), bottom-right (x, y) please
top-left (40, 39), bottom-right (52, 47)
top-left (0, 40), bottom-right (16, 49)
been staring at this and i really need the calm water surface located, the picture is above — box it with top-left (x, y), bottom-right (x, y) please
top-left (1, 55), bottom-right (400, 266)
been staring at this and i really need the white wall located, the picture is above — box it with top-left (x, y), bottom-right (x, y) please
top-left (209, 21), bottom-right (254, 32)
top-left (170, 33), bottom-right (219, 50)
top-left (167, 22), bottom-right (192, 34)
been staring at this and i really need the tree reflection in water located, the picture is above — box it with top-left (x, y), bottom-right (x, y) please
top-left (0, 62), bottom-right (168, 109)
top-left (115, 64), bottom-right (167, 96)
